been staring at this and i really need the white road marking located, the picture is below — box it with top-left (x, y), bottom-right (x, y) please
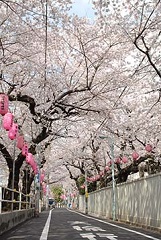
top-left (80, 233), bottom-right (97, 239)
top-left (73, 226), bottom-right (83, 231)
top-left (68, 221), bottom-right (90, 225)
top-left (82, 226), bottom-right (106, 232)
top-left (40, 210), bottom-right (52, 240)
top-left (67, 209), bottom-right (160, 240)
top-left (97, 233), bottom-right (118, 239)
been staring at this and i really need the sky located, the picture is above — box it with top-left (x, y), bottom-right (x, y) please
top-left (70, 0), bottom-right (95, 19)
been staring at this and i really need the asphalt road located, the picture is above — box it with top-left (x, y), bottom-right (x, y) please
top-left (1, 208), bottom-right (161, 240)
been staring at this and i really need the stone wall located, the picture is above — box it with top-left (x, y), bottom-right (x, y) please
top-left (0, 209), bottom-right (35, 235)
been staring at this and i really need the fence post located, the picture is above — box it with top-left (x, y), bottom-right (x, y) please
top-left (0, 186), bottom-right (2, 213)
top-left (19, 192), bottom-right (22, 210)
top-left (29, 195), bottom-right (31, 208)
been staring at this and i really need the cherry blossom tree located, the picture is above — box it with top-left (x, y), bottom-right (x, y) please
top-left (59, 0), bottom-right (161, 190)
top-left (1, 0), bottom-right (161, 204)
top-left (0, 0), bottom-right (74, 199)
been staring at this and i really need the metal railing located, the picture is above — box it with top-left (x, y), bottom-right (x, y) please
top-left (0, 186), bottom-right (35, 213)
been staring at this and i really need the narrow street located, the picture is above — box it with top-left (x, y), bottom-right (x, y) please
top-left (1, 208), bottom-right (161, 240)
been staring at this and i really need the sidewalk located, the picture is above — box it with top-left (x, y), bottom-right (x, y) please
top-left (1, 210), bottom-right (50, 240)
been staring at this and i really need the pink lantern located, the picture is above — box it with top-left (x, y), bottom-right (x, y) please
top-left (94, 176), bottom-right (97, 181)
top-left (8, 123), bottom-right (18, 140)
top-left (42, 183), bottom-right (46, 194)
top-left (60, 195), bottom-right (63, 199)
top-left (26, 153), bottom-right (34, 165)
top-left (115, 157), bottom-right (121, 164)
top-left (40, 173), bottom-right (45, 183)
top-left (87, 177), bottom-right (92, 182)
top-left (17, 135), bottom-right (24, 149)
top-left (95, 174), bottom-right (100, 180)
top-left (100, 171), bottom-right (104, 176)
top-left (33, 168), bottom-right (38, 175)
top-left (31, 159), bottom-right (36, 169)
top-left (71, 193), bottom-right (74, 198)
top-left (61, 194), bottom-right (67, 200)
top-left (122, 156), bottom-right (128, 163)
top-left (43, 188), bottom-right (46, 194)
top-left (132, 151), bottom-right (139, 161)
top-left (2, 112), bottom-right (13, 131)
top-left (60, 195), bottom-right (64, 200)
top-left (0, 93), bottom-right (9, 115)
top-left (145, 144), bottom-right (152, 152)
top-left (22, 143), bottom-right (28, 156)
top-left (91, 177), bottom-right (95, 182)
top-left (105, 165), bottom-right (110, 171)
top-left (62, 194), bottom-right (64, 200)
top-left (108, 160), bottom-right (112, 166)
top-left (31, 162), bottom-right (38, 174)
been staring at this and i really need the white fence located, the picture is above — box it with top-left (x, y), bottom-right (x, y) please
top-left (78, 173), bottom-right (161, 230)
top-left (0, 186), bottom-right (36, 235)
top-left (0, 186), bottom-right (34, 213)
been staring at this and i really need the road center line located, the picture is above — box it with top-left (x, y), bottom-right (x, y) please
top-left (40, 210), bottom-right (52, 240)
top-left (67, 209), bottom-right (160, 240)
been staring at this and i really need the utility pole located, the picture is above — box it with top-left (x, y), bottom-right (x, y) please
top-left (35, 171), bottom-right (40, 216)
top-left (46, 172), bottom-right (49, 210)
top-left (109, 138), bottom-right (116, 221)
top-left (85, 169), bottom-right (88, 214)
top-left (35, 146), bottom-right (41, 216)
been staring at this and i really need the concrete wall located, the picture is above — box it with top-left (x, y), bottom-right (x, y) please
top-left (0, 209), bottom-right (35, 235)
top-left (78, 173), bottom-right (161, 231)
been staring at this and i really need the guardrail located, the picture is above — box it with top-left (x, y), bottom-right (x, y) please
top-left (0, 186), bottom-right (34, 213)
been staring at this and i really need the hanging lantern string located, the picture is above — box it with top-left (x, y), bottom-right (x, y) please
top-left (13, 95), bottom-right (17, 116)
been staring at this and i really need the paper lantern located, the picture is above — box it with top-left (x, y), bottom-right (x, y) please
top-left (132, 151), bottom-right (139, 161)
top-left (26, 153), bottom-right (34, 165)
top-left (0, 93), bottom-right (9, 115)
top-left (115, 157), bottom-right (121, 164)
top-left (95, 174), bottom-right (100, 180)
top-left (22, 143), bottom-right (28, 156)
top-left (100, 171), bottom-right (104, 176)
top-left (34, 168), bottom-right (38, 175)
top-left (42, 184), bottom-right (47, 194)
top-left (61, 194), bottom-right (66, 200)
top-left (87, 177), bottom-right (93, 182)
top-left (8, 123), bottom-right (18, 140)
top-left (70, 193), bottom-right (74, 198)
top-left (145, 144), bottom-right (152, 152)
top-left (42, 182), bottom-right (47, 194)
top-left (93, 176), bottom-right (97, 182)
top-left (105, 166), bottom-right (110, 171)
top-left (86, 177), bottom-right (91, 182)
top-left (31, 162), bottom-right (38, 174)
top-left (17, 135), bottom-right (24, 149)
top-left (43, 189), bottom-right (46, 194)
top-left (40, 173), bottom-right (45, 183)
top-left (31, 161), bottom-right (36, 168)
top-left (122, 156), bottom-right (128, 163)
top-left (2, 112), bottom-right (13, 131)
top-left (108, 160), bottom-right (112, 166)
